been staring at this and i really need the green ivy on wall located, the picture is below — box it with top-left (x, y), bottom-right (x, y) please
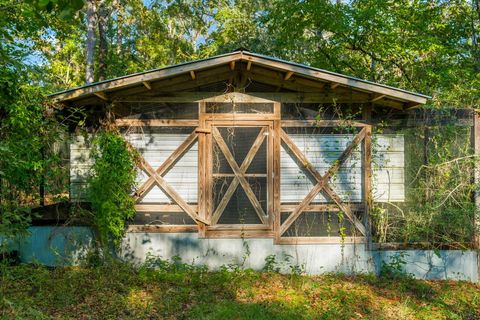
top-left (87, 130), bottom-right (138, 247)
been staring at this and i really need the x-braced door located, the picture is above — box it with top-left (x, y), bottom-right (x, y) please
top-left (207, 121), bottom-right (274, 228)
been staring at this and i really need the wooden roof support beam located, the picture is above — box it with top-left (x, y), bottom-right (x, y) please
top-left (371, 94), bottom-right (386, 103)
top-left (189, 70), bottom-right (196, 80)
top-left (50, 52), bottom-right (428, 106)
top-left (93, 91), bottom-right (109, 101)
top-left (246, 61), bottom-right (252, 71)
top-left (403, 101), bottom-right (422, 110)
top-left (118, 92), bottom-right (374, 103)
top-left (284, 71), bottom-right (294, 81)
top-left (142, 81), bottom-right (152, 90)
top-left (229, 60), bottom-right (236, 71)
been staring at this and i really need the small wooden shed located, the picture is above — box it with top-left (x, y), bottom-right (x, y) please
top-left (50, 50), bottom-right (428, 245)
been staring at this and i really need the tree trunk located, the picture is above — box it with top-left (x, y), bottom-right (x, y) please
top-left (86, 0), bottom-right (97, 84)
top-left (473, 0), bottom-right (480, 72)
top-left (113, 0), bottom-right (123, 55)
top-left (98, 0), bottom-right (108, 81)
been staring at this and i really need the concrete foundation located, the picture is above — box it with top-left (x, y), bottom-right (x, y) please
top-left (2, 226), bottom-right (478, 282)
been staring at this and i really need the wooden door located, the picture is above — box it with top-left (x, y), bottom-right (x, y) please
top-left (206, 121), bottom-right (274, 231)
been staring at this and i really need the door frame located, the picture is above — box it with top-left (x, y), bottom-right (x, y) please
top-left (205, 120), bottom-right (274, 233)
top-left (196, 94), bottom-right (281, 238)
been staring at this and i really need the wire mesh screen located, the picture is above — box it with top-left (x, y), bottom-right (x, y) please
top-left (133, 212), bottom-right (196, 225)
top-left (206, 102), bottom-right (273, 114)
top-left (280, 126), bottom-right (364, 204)
top-left (280, 211), bottom-right (357, 237)
top-left (213, 177), bottom-right (267, 225)
top-left (213, 127), bottom-right (267, 174)
top-left (117, 102), bottom-right (198, 119)
top-left (121, 126), bottom-right (198, 226)
top-left (281, 103), bottom-right (363, 120)
top-left (212, 126), bottom-right (268, 225)
top-left (280, 103), bottom-right (477, 246)
top-left (370, 108), bottom-right (476, 247)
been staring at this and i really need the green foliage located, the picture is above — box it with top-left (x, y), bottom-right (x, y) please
top-left (87, 130), bottom-right (138, 247)
top-left (263, 254), bottom-right (281, 273)
top-left (1, 261), bottom-right (479, 319)
top-left (379, 252), bottom-right (412, 279)
top-left (264, 0), bottom-right (480, 108)
top-left (0, 73), bottom-right (67, 239)
top-left (372, 115), bottom-right (476, 247)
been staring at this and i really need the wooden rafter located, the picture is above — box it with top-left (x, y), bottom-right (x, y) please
top-left (115, 92), bottom-right (377, 104)
top-left (403, 101), bottom-right (422, 109)
top-left (142, 81), bottom-right (152, 90)
top-left (50, 51), bottom-right (428, 106)
top-left (279, 128), bottom-right (367, 236)
top-left (211, 126), bottom-right (269, 225)
top-left (331, 83), bottom-right (340, 89)
top-left (371, 94), bottom-right (386, 102)
top-left (94, 91), bottom-right (108, 101)
top-left (284, 71), bottom-right (294, 81)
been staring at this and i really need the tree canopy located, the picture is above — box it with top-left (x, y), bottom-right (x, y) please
top-left (2, 0), bottom-right (480, 106)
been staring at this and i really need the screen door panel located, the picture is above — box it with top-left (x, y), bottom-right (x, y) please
top-left (209, 125), bottom-right (270, 226)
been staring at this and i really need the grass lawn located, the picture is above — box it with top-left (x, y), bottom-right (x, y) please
top-left (1, 260), bottom-right (479, 320)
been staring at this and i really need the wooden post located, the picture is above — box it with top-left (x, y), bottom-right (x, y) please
top-left (273, 102), bottom-right (281, 242)
top-left (362, 104), bottom-right (373, 249)
top-left (198, 101), bottom-right (207, 237)
top-left (424, 125), bottom-right (430, 202)
top-left (40, 145), bottom-right (45, 207)
top-left (471, 110), bottom-right (480, 283)
top-left (472, 111), bottom-right (480, 249)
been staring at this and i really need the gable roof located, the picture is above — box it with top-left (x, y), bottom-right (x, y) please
top-left (49, 50), bottom-right (430, 108)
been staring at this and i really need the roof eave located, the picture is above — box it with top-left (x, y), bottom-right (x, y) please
top-left (49, 50), bottom-right (430, 106)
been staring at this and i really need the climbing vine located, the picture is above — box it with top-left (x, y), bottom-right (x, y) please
top-left (87, 130), bottom-right (138, 247)
top-left (370, 110), bottom-right (478, 248)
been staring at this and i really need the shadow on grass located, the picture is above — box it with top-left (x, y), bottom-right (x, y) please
top-left (1, 263), bottom-right (479, 320)
top-left (187, 301), bottom-right (313, 320)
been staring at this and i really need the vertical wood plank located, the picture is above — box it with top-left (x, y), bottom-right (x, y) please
top-left (40, 144), bottom-right (45, 206)
top-left (273, 102), bottom-right (281, 242)
top-left (205, 114), bottom-right (213, 229)
top-left (362, 104), bottom-right (373, 249)
top-left (363, 125), bottom-right (373, 249)
top-left (198, 101), bottom-right (207, 237)
top-left (472, 111), bottom-right (480, 250)
top-left (267, 123), bottom-right (274, 228)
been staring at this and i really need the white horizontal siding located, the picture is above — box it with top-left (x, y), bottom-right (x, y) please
top-left (70, 133), bottom-right (198, 203)
top-left (71, 132), bottom-right (404, 204)
top-left (280, 134), bottom-right (404, 203)
top-left (70, 135), bottom-right (93, 200)
top-left (124, 132), bottom-right (198, 203)
top-left (372, 135), bottom-right (404, 202)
